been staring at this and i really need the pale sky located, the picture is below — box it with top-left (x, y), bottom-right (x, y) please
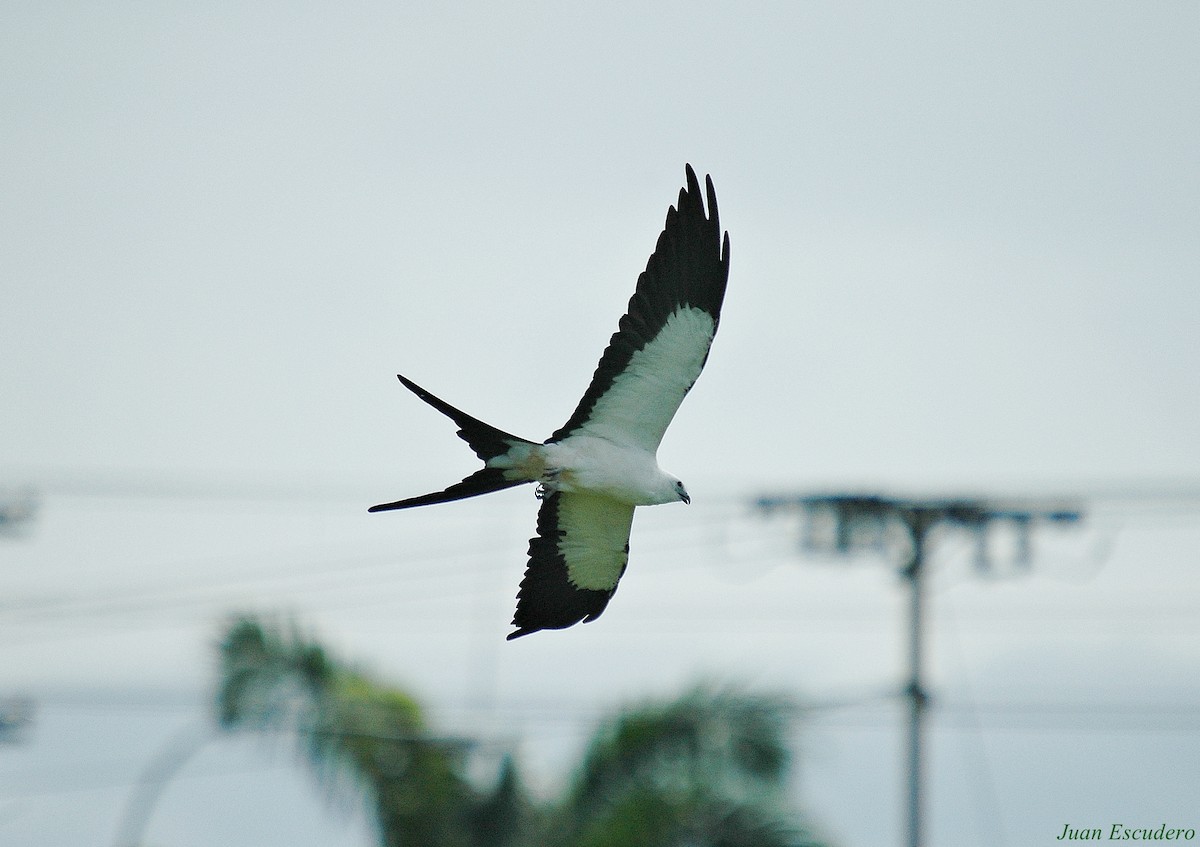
top-left (2, 3), bottom-right (1198, 846)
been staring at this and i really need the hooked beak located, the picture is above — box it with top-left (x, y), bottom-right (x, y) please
top-left (680, 491), bottom-right (691, 505)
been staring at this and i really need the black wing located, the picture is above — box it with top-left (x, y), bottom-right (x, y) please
top-left (507, 491), bottom-right (636, 640)
top-left (547, 164), bottom-right (730, 450)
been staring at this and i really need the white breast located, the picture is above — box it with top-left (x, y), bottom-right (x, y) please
top-left (542, 436), bottom-right (675, 506)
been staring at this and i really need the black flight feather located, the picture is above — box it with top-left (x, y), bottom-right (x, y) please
top-left (507, 492), bottom-right (625, 640)
top-left (548, 164), bottom-right (730, 443)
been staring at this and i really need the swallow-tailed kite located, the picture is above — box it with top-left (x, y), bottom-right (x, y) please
top-left (370, 165), bottom-right (730, 639)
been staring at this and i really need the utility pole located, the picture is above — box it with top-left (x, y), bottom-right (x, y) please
top-left (757, 493), bottom-right (1082, 847)
top-left (900, 506), bottom-right (932, 847)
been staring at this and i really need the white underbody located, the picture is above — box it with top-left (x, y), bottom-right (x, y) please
top-left (487, 435), bottom-right (681, 506)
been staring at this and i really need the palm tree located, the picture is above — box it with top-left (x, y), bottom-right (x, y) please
top-left (548, 686), bottom-right (827, 847)
top-left (216, 616), bottom-right (526, 847)
top-left (215, 617), bottom-right (829, 847)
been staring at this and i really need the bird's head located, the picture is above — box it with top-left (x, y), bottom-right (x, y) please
top-left (673, 479), bottom-right (691, 505)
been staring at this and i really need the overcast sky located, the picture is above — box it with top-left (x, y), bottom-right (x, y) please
top-left (1, 3), bottom-right (1198, 847)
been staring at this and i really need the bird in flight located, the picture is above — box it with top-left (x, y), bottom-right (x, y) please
top-left (371, 165), bottom-right (730, 639)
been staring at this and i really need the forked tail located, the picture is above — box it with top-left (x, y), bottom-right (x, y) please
top-left (368, 374), bottom-right (537, 512)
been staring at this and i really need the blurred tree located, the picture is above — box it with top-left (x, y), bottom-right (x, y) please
top-left (215, 617), bottom-right (828, 847)
top-left (546, 686), bottom-right (827, 847)
top-left (216, 616), bottom-right (526, 847)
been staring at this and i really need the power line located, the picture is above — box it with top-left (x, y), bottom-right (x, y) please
top-left (6, 465), bottom-right (1200, 511)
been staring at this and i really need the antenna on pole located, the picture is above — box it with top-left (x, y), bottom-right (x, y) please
top-left (757, 492), bottom-right (1083, 847)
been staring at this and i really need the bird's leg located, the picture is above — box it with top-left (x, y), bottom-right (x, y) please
top-left (535, 467), bottom-right (565, 500)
